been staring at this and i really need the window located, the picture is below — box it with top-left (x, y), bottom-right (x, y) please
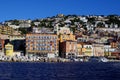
top-left (39, 48), bottom-right (41, 50)
top-left (86, 46), bottom-right (88, 49)
top-left (89, 46), bottom-right (91, 49)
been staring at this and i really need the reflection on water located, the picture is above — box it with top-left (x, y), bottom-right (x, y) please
top-left (0, 62), bottom-right (120, 80)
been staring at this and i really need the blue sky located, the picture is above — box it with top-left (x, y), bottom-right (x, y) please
top-left (0, 0), bottom-right (120, 22)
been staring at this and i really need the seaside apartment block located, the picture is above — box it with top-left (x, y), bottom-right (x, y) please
top-left (26, 33), bottom-right (58, 58)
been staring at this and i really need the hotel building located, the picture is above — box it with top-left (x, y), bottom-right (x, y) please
top-left (26, 33), bottom-right (58, 58)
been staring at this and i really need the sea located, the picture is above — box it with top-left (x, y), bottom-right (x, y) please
top-left (0, 62), bottom-right (120, 80)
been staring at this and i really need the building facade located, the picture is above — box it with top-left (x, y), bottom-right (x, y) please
top-left (0, 39), bottom-right (5, 52)
top-left (110, 42), bottom-right (117, 48)
top-left (77, 42), bottom-right (84, 56)
top-left (92, 44), bottom-right (104, 56)
top-left (82, 45), bottom-right (93, 56)
top-left (104, 45), bottom-right (115, 57)
top-left (60, 40), bottom-right (77, 58)
top-left (9, 35), bottom-right (25, 41)
top-left (54, 26), bottom-right (73, 35)
top-left (5, 43), bottom-right (14, 56)
top-left (59, 33), bottom-right (76, 42)
top-left (26, 33), bottom-right (58, 58)
top-left (0, 26), bottom-right (14, 35)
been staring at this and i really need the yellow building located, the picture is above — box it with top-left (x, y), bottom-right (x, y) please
top-left (60, 33), bottom-right (76, 42)
top-left (5, 43), bottom-right (14, 56)
top-left (82, 45), bottom-right (93, 56)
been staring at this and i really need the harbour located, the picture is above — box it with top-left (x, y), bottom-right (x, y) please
top-left (0, 0), bottom-right (120, 80)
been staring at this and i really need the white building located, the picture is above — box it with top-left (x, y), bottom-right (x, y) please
top-left (98, 28), bottom-right (120, 32)
top-left (19, 23), bottom-right (31, 28)
top-left (54, 25), bottom-right (73, 35)
top-left (32, 27), bottom-right (41, 33)
top-left (79, 16), bottom-right (88, 22)
top-left (9, 25), bottom-right (20, 29)
top-left (104, 45), bottom-right (115, 53)
top-left (34, 22), bottom-right (40, 26)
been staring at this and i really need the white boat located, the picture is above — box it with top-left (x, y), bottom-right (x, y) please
top-left (88, 56), bottom-right (109, 62)
top-left (100, 57), bottom-right (109, 62)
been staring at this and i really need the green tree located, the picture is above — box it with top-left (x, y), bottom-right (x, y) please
top-left (18, 28), bottom-right (29, 34)
top-left (87, 17), bottom-right (95, 24)
top-left (11, 19), bottom-right (20, 25)
top-left (106, 15), bottom-right (120, 26)
top-left (97, 22), bottom-right (105, 28)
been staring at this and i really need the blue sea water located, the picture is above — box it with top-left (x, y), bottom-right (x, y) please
top-left (0, 62), bottom-right (120, 80)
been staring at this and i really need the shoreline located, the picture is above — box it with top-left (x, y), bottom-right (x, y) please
top-left (0, 59), bottom-right (120, 63)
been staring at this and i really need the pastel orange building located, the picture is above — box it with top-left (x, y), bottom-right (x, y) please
top-left (26, 33), bottom-right (59, 58)
top-left (60, 40), bottom-right (77, 58)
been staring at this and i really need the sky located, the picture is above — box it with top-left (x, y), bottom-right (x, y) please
top-left (0, 0), bottom-right (120, 22)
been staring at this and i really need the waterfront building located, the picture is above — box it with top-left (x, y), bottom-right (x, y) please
top-left (111, 50), bottom-right (120, 59)
top-left (9, 35), bottom-right (25, 54)
top-left (82, 44), bottom-right (93, 56)
top-left (104, 45), bottom-right (115, 57)
top-left (60, 40), bottom-right (77, 58)
top-left (26, 33), bottom-right (58, 58)
top-left (92, 44), bottom-right (104, 56)
top-left (77, 42), bottom-right (84, 56)
top-left (5, 43), bottom-right (14, 56)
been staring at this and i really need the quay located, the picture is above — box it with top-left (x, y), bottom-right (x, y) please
top-left (0, 55), bottom-right (76, 62)
top-left (0, 54), bottom-right (120, 62)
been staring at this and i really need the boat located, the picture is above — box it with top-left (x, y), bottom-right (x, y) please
top-left (88, 56), bottom-right (108, 62)
top-left (100, 57), bottom-right (109, 62)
